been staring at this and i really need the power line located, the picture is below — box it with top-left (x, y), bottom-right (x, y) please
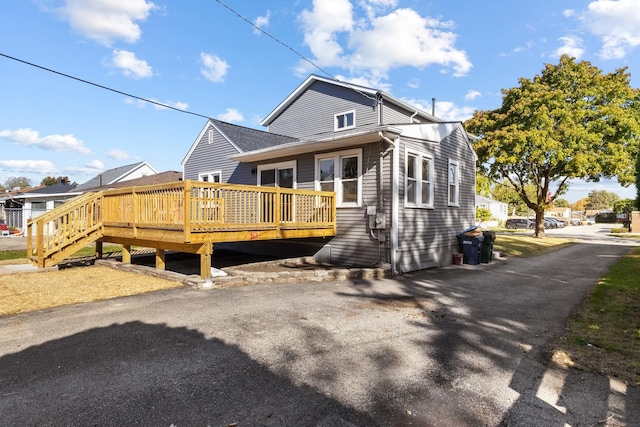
top-left (213, 0), bottom-right (377, 102)
top-left (0, 52), bottom-right (213, 120)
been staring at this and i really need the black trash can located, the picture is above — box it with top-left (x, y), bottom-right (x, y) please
top-left (458, 234), bottom-right (483, 265)
top-left (481, 230), bottom-right (497, 263)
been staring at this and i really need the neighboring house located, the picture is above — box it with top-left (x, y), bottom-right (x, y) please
top-left (1, 163), bottom-right (166, 232)
top-left (79, 170), bottom-right (182, 192)
top-left (75, 161), bottom-right (158, 192)
top-left (0, 182), bottom-right (81, 232)
top-left (182, 74), bottom-right (477, 273)
top-left (475, 194), bottom-right (508, 226)
top-left (546, 207), bottom-right (571, 219)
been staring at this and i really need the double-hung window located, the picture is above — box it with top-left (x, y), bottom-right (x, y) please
top-left (199, 171), bottom-right (222, 183)
top-left (257, 161), bottom-right (296, 188)
top-left (315, 149), bottom-right (362, 207)
top-left (448, 159), bottom-right (460, 206)
top-left (334, 110), bottom-right (355, 131)
top-left (405, 150), bottom-right (434, 208)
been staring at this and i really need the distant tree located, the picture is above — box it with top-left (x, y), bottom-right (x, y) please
top-left (0, 184), bottom-right (5, 193)
top-left (636, 152), bottom-right (640, 210)
top-left (476, 207), bottom-right (491, 223)
top-left (465, 55), bottom-right (640, 237)
top-left (554, 198), bottom-right (570, 208)
top-left (613, 198), bottom-right (634, 215)
top-left (492, 181), bottom-right (536, 216)
top-left (41, 176), bottom-right (71, 186)
top-left (571, 198), bottom-right (588, 213)
top-left (586, 189), bottom-right (620, 210)
top-left (476, 174), bottom-right (491, 197)
top-left (4, 176), bottom-right (31, 190)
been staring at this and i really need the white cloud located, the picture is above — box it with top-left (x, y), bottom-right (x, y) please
top-left (298, 2), bottom-right (471, 82)
top-left (254, 10), bottom-right (270, 34)
top-left (513, 40), bottom-right (535, 53)
top-left (563, 9), bottom-right (576, 18)
top-left (217, 108), bottom-right (244, 123)
top-left (552, 36), bottom-right (585, 58)
top-left (200, 53), bottom-right (229, 83)
top-left (65, 159), bottom-right (104, 175)
top-left (124, 97), bottom-right (188, 110)
top-left (107, 149), bottom-right (130, 160)
top-left (57, 0), bottom-right (156, 46)
top-left (110, 50), bottom-right (153, 78)
top-left (581, 0), bottom-right (640, 59)
top-left (465, 90), bottom-right (481, 101)
top-left (403, 98), bottom-right (475, 122)
top-left (0, 128), bottom-right (90, 154)
top-left (0, 160), bottom-right (57, 174)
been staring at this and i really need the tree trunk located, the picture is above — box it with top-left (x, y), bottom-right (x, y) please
top-left (534, 209), bottom-right (546, 238)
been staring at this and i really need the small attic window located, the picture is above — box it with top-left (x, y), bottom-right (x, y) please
top-left (334, 110), bottom-right (355, 131)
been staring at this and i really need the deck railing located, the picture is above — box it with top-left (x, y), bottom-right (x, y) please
top-left (27, 180), bottom-right (336, 267)
top-left (100, 180), bottom-right (336, 235)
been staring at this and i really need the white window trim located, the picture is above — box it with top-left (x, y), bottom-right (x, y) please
top-left (198, 170), bottom-right (222, 182)
top-left (448, 159), bottom-right (460, 207)
top-left (314, 148), bottom-right (362, 208)
top-left (404, 149), bottom-right (434, 209)
top-left (257, 160), bottom-right (297, 188)
top-left (334, 110), bottom-right (356, 132)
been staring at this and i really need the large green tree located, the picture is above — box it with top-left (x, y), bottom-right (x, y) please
top-left (465, 55), bottom-right (640, 237)
top-left (586, 189), bottom-right (619, 210)
top-left (4, 176), bottom-right (31, 190)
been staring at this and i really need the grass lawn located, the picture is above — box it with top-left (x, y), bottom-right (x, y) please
top-left (492, 233), bottom-right (575, 257)
top-left (551, 246), bottom-right (640, 386)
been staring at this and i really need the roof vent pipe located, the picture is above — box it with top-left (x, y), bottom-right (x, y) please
top-left (432, 98), bottom-right (436, 116)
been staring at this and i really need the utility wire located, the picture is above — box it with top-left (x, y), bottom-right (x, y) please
top-left (0, 52), bottom-right (213, 120)
top-left (213, 0), bottom-right (377, 102)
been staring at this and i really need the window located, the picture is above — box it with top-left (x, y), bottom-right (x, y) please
top-left (334, 110), bottom-right (355, 131)
top-left (198, 171), bottom-right (222, 183)
top-left (448, 160), bottom-right (459, 206)
top-left (405, 150), bottom-right (433, 208)
top-left (315, 149), bottom-right (362, 207)
top-left (257, 161), bottom-right (296, 188)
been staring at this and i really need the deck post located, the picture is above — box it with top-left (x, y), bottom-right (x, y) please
top-left (199, 243), bottom-right (212, 279)
top-left (95, 241), bottom-right (103, 259)
top-left (156, 248), bottom-right (166, 271)
top-left (122, 244), bottom-right (131, 264)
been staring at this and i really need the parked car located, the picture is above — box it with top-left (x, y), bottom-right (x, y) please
top-left (570, 219), bottom-right (582, 226)
top-left (543, 218), bottom-right (557, 229)
top-left (544, 217), bottom-right (566, 228)
top-left (505, 218), bottom-right (534, 229)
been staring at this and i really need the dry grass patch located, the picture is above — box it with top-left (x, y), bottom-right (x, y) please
top-left (0, 266), bottom-right (184, 316)
top-left (493, 234), bottom-right (574, 257)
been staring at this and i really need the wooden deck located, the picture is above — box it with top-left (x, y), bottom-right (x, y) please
top-left (27, 180), bottom-right (336, 278)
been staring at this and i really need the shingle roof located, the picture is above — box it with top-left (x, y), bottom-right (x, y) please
top-left (75, 162), bottom-right (149, 191)
top-left (212, 119), bottom-right (296, 152)
top-left (81, 171), bottom-right (183, 192)
top-left (29, 182), bottom-right (78, 194)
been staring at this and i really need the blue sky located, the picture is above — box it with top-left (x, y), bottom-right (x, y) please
top-left (1, 0), bottom-right (639, 202)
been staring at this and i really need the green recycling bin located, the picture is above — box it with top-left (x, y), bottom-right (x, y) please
top-left (481, 230), bottom-right (496, 263)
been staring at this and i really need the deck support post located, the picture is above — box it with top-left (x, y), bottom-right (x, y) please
top-left (122, 244), bottom-right (131, 264)
top-left (156, 249), bottom-right (166, 271)
top-left (199, 244), bottom-right (212, 279)
top-left (95, 241), bottom-right (103, 259)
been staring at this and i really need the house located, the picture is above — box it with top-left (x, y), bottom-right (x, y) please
top-left (75, 161), bottom-right (158, 191)
top-left (475, 194), bottom-right (508, 226)
top-left (182, 75), bottom-right (477, 273)
top-left (0, 182), bottom-right (81, 232)
top-left (1, 162), bottom-right (163, 233)
top-left (546, 207), bottom-right (571, 219)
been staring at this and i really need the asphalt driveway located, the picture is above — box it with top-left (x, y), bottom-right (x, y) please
top-left (1, 235), bottom-right (639, 426)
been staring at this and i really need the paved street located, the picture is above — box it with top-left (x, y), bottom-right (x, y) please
top-left (0, 229), bottom-right (639, 425)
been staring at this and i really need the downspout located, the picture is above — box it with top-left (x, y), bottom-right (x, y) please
top-left (379, 132), bottom-right (399, 275)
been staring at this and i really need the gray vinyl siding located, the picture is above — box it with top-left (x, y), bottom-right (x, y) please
top-left (267, 81), bottom-right (378, 138)
top-left (183, 123), bottom-right (254, 185)
top-left (396, 128), bottom-right (476, 272)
